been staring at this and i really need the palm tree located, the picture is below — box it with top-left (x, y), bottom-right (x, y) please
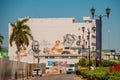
top-left (0, 34), bottom-right (4, 51)
top-left (10, 18), bottom-right (33, 54)
top-left (9, 18), bottom-right (33, 79)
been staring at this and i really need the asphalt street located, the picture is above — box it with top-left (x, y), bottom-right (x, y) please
top-left (30, 74), bottom-right (82, 80)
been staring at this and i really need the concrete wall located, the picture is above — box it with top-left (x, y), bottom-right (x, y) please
top-left (0, 57), bottom-right (30, 80)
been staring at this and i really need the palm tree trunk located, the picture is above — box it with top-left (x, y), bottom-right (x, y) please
top-left (15, 44), bottom-right (21, 80)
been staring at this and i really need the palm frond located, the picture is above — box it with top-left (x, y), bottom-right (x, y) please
top-left (0, 34), bottom-right (4, 44)
top-left (9, 33), bottom-right (14, 46)
top-left (22, 25), bottom-right (30, 31)
top-left (20, 18), bottom-right (29, 24)
top-left (10, 23), bottom-right (16, 28)
top-left (9, 18), bottom-right (33, 51)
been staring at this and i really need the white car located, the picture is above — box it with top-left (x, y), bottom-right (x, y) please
top-left (66, 63), bottom-right (75, 74)
top-left (32, 68), bottom-right (42, 77)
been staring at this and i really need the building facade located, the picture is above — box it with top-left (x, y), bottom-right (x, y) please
top-left (8, 16), bottom-right (96, 68)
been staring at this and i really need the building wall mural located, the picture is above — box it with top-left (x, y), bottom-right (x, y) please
top-left (39, 33), bottom-right (79, 55)
top-left (8, 17), bottom-right (96, 63)
top-left (63, 34), bottom-right (76, 47)
top-left (51, 40), bottom-right (63, 54)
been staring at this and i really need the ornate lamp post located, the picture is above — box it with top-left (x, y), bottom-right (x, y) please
top-left (90, 7), bottom-right (111, 63)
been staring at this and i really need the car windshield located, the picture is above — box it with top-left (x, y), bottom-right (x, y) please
top-left (34, 68), bottom-right (40, 71)
top-left (66, 64), bottom-right (75, 67)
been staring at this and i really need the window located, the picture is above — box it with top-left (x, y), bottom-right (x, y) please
top-left (91, 35), bottom-right (96, 38)
top-left (91, 43), bottom-right (96, 46)
top-left (61, 56), bottom-right (69, 58)
top-left (70, 56), bottom-right (77, 59)
top-left (49, 56), bottom-right (55, 59)
top-left (45, 56), bottom-right (49, 59)
top-left (66, 64), bottom-right (75, 67)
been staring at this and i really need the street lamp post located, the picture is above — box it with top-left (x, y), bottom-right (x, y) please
top-left (87, 29), bottom-right (90, 70)
top-left (90, 7), bottom-right (111, 63)
top-left (87, 26), bottom-right (96, 70)
top-left (32, 40), bottom-right (40, 75)
top-left (82, 27), bottom-right (85, 58)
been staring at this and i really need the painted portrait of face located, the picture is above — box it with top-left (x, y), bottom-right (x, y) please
top-left (32, 40), bottom-right (39, 53)
top-left (63, 34), bottom-right (76, 47)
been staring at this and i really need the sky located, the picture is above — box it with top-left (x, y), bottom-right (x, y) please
top-left (0, 0), bottom-right (120, 52)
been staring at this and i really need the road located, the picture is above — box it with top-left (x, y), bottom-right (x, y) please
top-left (30, 74), bottom-right (82, 80)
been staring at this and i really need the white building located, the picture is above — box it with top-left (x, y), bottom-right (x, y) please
top-left (8, 16), bottom-right (96, 68)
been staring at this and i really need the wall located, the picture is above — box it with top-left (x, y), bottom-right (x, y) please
top-left (8, 17), bottom-right (96, 64)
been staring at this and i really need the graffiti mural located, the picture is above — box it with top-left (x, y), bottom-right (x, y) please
top-left (43, 47), bottom-right (51, 54)
top-left (19, 45), bottom-right (27, 56)
top-left (36, 34), bottom-right (81, 55)
top-left (40, 40), bottom-right (51, 54)
top-left (76, 35), bottom-right (81, 46)
top-left (63, 34), bottom-right (77, 47)
top-left (48, 61), bottom-right (67, 67)
top-left (51, 40), bottom-right (63, 54)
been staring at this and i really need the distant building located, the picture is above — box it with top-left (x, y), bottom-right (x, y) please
top-left (8, 16), bottom-right (96, 67)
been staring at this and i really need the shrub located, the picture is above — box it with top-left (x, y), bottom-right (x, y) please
top-left (78, 58), bottom-right (94, 67)
top-left (76, 64), bottom-right (120, 80)
top-left (101, 60), bottom-right (117, 67)
top-left (78, 58), bottom-right (87, 67)
top-left (75, 67), bottom-right (109, 80)
top-left (107, 71), bottom-right (120, 80)
top-left (109, 64), bottom-right (120, 72)
top-left (75, 68), bottom-right (81, 75)
top-left (77, 58), bottom-right (118, 67)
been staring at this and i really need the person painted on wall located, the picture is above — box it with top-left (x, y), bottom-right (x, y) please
top-left (63, 34), bottom-right (76, 47)
top-left (51, 40), bottom-right (63, 54)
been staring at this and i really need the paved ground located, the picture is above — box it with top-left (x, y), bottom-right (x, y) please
top-left (29, 74), bottom-right (82, 80)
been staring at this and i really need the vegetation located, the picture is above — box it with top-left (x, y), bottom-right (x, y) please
top-left (9, 18), bottom-right (33, 59)
top-left (109, 64), bottom-right (120, 72)
top-left (76, 67), bottom-right (109, 80)
top-left (76, 58), bottom-right (120, 80)
top-left (107, 71), bottom-right (120, 80)
top-left (77, 58), bottom-right (117, 67)
top-left (0, 34), bottom-right (4, 51)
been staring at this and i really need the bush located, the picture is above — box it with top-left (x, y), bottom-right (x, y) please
top-left (75, 67), bottom-right (109, 80)
top-left (107, 71), bottom-right (120, 80)
top-left (78, 58), bottom-right (94, 67)
top-left (75, 68), bottom-right (81, 75)
top-left (100, 60), bottom-right (117, 67)
top-left (78, 58), bottom-right (87, 67)
top-left (95, 59), bottom-right (117, 67)
top-left (76, 66), bottom-right (120, 80)
top-left (78, 58), bottom-right (118, 67)
top-left (109, 64), bottom-right (120, 72)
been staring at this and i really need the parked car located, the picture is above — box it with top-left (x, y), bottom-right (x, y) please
top-left (66, 63), bottom-right (75, 74)
top-left (32, 68), bottom-right (42, 77)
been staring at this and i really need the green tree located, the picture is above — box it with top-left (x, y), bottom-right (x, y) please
top-left (9, 18), bottom-right (33, 59)
top-left (0, 34), bottom-right (4, 51)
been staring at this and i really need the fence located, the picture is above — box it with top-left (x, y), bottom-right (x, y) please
top-left (0, 57), bottom-right (30, 80)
